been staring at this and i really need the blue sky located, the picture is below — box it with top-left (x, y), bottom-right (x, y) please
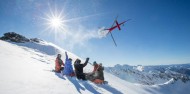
top-left (0, 0), bottom-right (190, 66)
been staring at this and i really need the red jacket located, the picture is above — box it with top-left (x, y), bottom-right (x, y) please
top-left (93, 64), bottom-right (99, 73)
top-left (55, 58), bottom-right (64, 72)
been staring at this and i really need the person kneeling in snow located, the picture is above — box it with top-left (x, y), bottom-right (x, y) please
top-left (92, 63), bottom-right (105, 84)
top-left (74, 58), bottom-right (89, 80)
top-left (63, 52), bottom-right (75, 77)
top-left (55, 54), bottom-right (64, 73)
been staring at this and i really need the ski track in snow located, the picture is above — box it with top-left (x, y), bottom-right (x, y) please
top-left (0, 40), bottom-right (190, 94)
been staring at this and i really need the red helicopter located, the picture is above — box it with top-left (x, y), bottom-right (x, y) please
top-left (104, 16), bottom-right (131, 46)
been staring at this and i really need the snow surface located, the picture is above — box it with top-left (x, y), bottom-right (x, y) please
top-left (0, 40), bottom-right (190, 94)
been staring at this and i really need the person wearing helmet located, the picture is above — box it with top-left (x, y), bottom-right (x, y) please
top-left (55, 54), bottom-right (64, 73)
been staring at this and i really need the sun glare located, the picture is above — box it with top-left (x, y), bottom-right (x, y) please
top-left (50, 17), bottom-right (62, 28)
top-left (41, 6), bottom-right (101, 37)
top-left (42, 8), bottom-right (67, 33)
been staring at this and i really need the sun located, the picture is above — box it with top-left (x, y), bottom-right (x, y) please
top-left (50, 17), bottom-right (62, 28)
top-left (42, 8), bottom-right (67, 33)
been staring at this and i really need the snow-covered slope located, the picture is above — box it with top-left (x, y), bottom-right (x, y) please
top-left (0, 38), bottom-right (190, 94)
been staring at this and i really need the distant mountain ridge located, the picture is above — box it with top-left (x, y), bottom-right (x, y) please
top-left (105, 64), bottom-right (190, 85)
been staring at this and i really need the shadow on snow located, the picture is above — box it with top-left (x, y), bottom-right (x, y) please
top-left (98, 84), bottom-right (123, 94)
top-left (67, 77), bottom-right (85, 94)
top-left (53, 73), bottom-right (122, 94)
top-left (67, 77), bottom-right (101, 94)
top-left (81, 81), bottom-right (101, 94)
top-left (55, 72), bottom-right (66, 80)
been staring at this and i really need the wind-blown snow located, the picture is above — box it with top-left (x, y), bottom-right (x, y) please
top-left (0, 40), bottom-right (190, 94)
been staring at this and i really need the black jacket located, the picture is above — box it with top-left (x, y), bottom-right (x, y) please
top-left (74, 58), bottom-right (89, 75)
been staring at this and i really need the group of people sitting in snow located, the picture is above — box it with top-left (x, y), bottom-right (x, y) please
top-left (55, 52), bottom-right (105, 84)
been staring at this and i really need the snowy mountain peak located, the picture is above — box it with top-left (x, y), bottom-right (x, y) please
top-left (0, 32), bottom-right (47, 44)
top-left (0, 32), bottom-right (30, 43)
top-left (0, 32), bottom-right (70, 57)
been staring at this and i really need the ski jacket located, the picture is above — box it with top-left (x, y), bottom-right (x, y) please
top-left (94, 65), bottom-right (104, 80)
top-left (74, 58), bottom-right (89, 75)
top-left (93, 64), bottom-right (99, 73)
top-left (55, 58), bottom-right (64, 72)
top-left (63, 53), bottom-right (74, 75)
